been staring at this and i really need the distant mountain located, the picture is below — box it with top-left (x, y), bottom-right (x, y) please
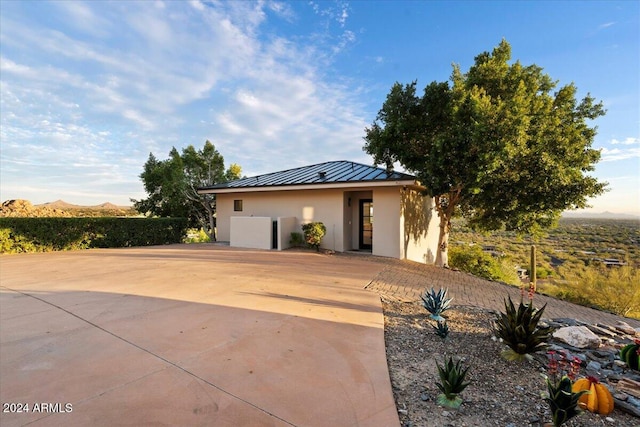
top-left (37, 200), bottom-right (131, 210)
top-left (562, 211), bottom-right (640, 220)
top-left (1, 199), bottom-right (136, 218)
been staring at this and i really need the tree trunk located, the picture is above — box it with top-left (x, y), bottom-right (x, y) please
top-left (434, 191), bottom-right (459, 268)
top-left (435, 211), bottom-right (450, 267)
top-left (203, 202), bottom-right (216, 242)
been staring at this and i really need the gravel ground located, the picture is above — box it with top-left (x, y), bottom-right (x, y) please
top-left (382, 299), bottom-right (639, 427)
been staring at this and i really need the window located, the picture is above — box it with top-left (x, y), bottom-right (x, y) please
top-left (234, 200), bottom-right (243, 211)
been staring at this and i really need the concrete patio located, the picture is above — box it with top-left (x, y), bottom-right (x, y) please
top-left (0, 245), bottom-right (399, 427)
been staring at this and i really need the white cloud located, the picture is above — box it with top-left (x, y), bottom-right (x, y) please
top-left (600, 146), bottom-right (640, 162)
top-left (598, 22), bottom-right (616, 30)
top-left (611, 137), bottom-right (639, 145)
top-left (0, 1), bottom-right (368, 205)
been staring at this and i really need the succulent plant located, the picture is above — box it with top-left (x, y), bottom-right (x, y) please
top-left (620, 340), bottom-right (640, 370)
top-left (421, 287), bottom-right (452, 321)
top-left (433, 320), bottom-right (450, 339)
top-left (494, 296), bottom-right (550, 361)
top-left (435, 357), bottom-right (470, 409)
top-left (545, 375), bottom-right (588, 427)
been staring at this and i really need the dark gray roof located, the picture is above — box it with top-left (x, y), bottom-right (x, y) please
top-left (199, 161), bottom-right (416, 191)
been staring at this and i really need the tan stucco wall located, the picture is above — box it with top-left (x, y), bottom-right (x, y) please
top-left (217, 190), bottom-right (345, 251)
top-left (216, 185), bottom-right (439, 264)
top-left (230, 216), bottom-right (272, 249)
top-left (371, 188), bottom-right (402, 259)
top-left (400, 189), bottom-right (439, 264)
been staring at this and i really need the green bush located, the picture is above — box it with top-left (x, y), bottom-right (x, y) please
top-left (184, 228), bottom-right (211, 243)
top-left (449, 244), bottom-right (520, 285)
top-left (0, 217), bottom-right (188, 254)
top-left (545, 266), bottom-right (640, 318)
top-left (301, 222), bottom-right (326, 251)
top-left (289, 232), bottom-right (305, 247)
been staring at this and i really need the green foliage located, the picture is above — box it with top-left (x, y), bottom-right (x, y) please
top-left (433, 320), bottom-right (450, 340)
top-left (494, 296), bottom-right (550, 361)
top-left (0, 217), bottom-right (188, 253)
top-left (301, 222), bottom-right (326, 251)
top-left (364, 39), bottom-right (606, 266)
top-left (132, 140), bottom-right (241, 240)
top-left (449, 244), bottom-right (520, 285)
top-left (546, 266), bottom-right (640, 318)
top-left (435, 357), bottom-right (470, 409)
top-left (421, 287), bottom-right (452, 321)
top-left (544, 376), bottom-right (587, 427)
top-left (184, 228), bottom-right (211, 243)
top-left (289, 232), bottom-right (305, 247)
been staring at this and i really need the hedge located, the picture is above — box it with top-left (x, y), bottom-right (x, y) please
top-left (0, 217), bottom-right (188, 254)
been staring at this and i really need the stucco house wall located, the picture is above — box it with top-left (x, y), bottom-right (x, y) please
top-left (217, 186), bottom-right (438, 263)
top-left (400, 188), bottom-right (440, 264)
top-left (202, 161), bottom-right (440, 264)
top-left (217, 189), bottom-right (346, 252)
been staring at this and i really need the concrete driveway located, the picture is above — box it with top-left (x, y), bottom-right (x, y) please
top-left (0, 245), bottom-right (400, 427)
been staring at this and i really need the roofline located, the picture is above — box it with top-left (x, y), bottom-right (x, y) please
top-left (198, 179), bottom-right (424, 194)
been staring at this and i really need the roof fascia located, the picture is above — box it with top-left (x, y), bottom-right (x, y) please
top-left (198, 180), bottom-right (423, 195)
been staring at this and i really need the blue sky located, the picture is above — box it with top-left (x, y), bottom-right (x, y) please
top-left (1, 1), bottom-right (638, 214)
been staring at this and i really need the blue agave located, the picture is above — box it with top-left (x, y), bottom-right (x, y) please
top-left (433, 320), bottom-right (450, 340)
top-left (421, 287), bottom-right (452, 321)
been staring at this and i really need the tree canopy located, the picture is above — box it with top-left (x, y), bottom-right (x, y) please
top-left (132, 140), bottom-right (241, 240)
top-left (364, 40), bottom-right (607, 267)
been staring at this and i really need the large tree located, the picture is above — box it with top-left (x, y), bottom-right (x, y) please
top-left (364, 40), bottom-right (606, 267)
top-left (132, 140), bottom-right (241, 240)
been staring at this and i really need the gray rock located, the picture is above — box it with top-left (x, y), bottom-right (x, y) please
top-left (615, 321), bottom-right (637, 335)
top-left (553, 326), bottom-right (601, 349)
top-left (552, 318), bottom-right (579, 326)
top-left (587, 360), bottom-right (602, 372)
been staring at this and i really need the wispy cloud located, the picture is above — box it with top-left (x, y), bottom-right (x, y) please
top-left (598, 21), bottom-right (616, 30)
top-left (0, 1), bottom-right (366, 203)
top-left (611, 137), bottom-right (639, 145)
top-left (599, 146), bottom-right (640, 162)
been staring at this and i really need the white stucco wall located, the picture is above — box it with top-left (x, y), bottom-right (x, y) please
top-left (277, 217), bottom-right (297, 251)
top-left (230, 216), bottom-right (272, 250)
top-left (371, 187), bottom-right (402, 259)
top-left (400, 189), bottom-right (439, 264)
top-left (216, 185), bottom-right (439, 264)
top-left (217, 189), bottom-right (345, 251)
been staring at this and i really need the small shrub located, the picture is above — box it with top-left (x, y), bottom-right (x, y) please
top-left (494, 296), bottom-right (550, 361)
top-left (301, 222), bottom-right (326, 251)
top-left (184, 228), bottom-right (210, 243)
top-left (546, 266), bottom-right (640, 318)
top-left (421, 287), bottom-right (452, 321)
top-left (435, 357), bottom-right (470, 409)
top-left (544, 351), bottom-right (586, 426)
top-left (289, 232), bottom-right (305, 247)
top-left (433, 320), bottom-right (450, 340)
top-left (449, 245), bottom-right (520, 285)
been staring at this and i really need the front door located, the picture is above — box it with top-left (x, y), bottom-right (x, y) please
top-left (359, 199), bottom-right (373, 250)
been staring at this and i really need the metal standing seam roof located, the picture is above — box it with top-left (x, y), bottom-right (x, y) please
top-left (198, 160), bottom-right (417, 191)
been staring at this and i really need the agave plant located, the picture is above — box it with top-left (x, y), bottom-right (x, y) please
top-left (435, 357), bottom-right (470, 409)
top-left (494, 296), bottom-right (550, 361)
top-left (433, 320), bottom-right (450, 340)
top-left (421, 287), bottom-right (452, 321)
top-left (544, 375), bottom-right (588, 427)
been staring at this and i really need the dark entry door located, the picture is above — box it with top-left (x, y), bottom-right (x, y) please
top-left (359, 199), bottom-right (373, 250)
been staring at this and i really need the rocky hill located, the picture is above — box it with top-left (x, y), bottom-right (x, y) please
top-left (1, 200), bottom-right (136, 217)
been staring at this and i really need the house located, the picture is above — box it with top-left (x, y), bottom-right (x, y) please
top-left (198, 161), bottom-right (441, 264)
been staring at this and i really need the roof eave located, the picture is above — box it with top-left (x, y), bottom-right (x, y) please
top-left (198, 179), bottom-right (423, 195)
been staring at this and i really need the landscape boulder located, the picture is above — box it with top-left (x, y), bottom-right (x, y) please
top-left (553, 325), bottom-right (601, 349)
